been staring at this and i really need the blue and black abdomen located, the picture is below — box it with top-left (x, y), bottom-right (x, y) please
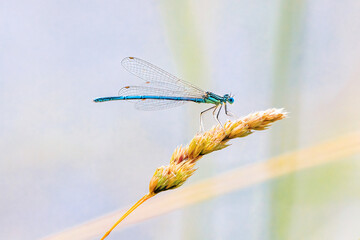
top-left (94, 96), bottom-right (206, 103)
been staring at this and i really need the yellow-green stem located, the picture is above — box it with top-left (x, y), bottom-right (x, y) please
top-left (100, 193), bottom-right (154, 240)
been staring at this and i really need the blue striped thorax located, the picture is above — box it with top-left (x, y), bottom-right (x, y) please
top-left (204, 92), bottom-right (235, 105)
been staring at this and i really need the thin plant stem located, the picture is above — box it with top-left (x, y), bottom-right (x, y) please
top-left (100, 108), bottom-right (286, 239)
top-left (100, 193), bottom-right (154, 240)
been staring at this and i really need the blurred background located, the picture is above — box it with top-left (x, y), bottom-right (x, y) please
top-left (1, 0), bottom-right (360, 239)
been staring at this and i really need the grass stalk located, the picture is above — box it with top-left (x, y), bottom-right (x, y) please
top-left (100, 193), bottom-right (154, 240)
top-left (99, 108), bottom-right (286, 239)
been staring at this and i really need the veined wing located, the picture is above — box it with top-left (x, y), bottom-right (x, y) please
top-left (121, 57), bottom-right (205, 97)
top-left (118, 85), bottom-right (193, 111)
top-left (118, 85), bottom-right (202, 99)
top-left (135, 99), bottom-right (187, 111)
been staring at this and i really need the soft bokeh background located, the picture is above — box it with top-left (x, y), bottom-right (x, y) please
top-left (1, 1), bottom-right (360, 239)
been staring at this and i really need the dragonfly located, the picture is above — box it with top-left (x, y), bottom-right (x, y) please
top-left (94, 57), bottom-right (235, 130)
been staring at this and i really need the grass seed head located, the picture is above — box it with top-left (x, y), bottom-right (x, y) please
top-left (149, 108), bottom-right (287, 195)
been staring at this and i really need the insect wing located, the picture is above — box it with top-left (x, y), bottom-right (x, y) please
top-left (121, 57), bottom-right (205, 97)
top-left (135, 99), bottom-right (187, 111)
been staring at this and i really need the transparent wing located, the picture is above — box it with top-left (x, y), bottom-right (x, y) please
top-left (117, 85), bottom-right (193, 110)
top-left (118, 85), bottom-right (202, 99)
top-left (121, 57), bottom-right (205, 97)
top-left (135, 99), bottom-right (187, 111)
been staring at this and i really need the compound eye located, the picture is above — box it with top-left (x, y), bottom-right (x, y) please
top-left (229, 97), bottom-right (234, 104)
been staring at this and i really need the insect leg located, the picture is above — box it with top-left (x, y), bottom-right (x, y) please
top-left (199, 105), bottom-right (217, 132)
top-left (225, 103), bottom-right (237, 118)
top-left (213, 104), bottom-right (224, 129)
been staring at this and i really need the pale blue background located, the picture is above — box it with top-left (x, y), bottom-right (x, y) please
top-left (1, 1), bottom-right (360, 239)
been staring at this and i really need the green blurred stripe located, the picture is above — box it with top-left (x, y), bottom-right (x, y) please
top-left (270, 0), bottom-right (306, 239)
top-left (158, 1), bottom-right (210, 239)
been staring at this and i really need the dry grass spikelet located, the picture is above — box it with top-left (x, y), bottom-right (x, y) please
top-left (100, 108), bottom-right (287, 240)
top-left (149, 108), bottom-right (286, 194)
top-left (149, 161), bottom-right (196, 194)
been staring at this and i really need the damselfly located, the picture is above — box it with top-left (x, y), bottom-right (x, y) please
top-left (94, 57), bottom-right (235, 130)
